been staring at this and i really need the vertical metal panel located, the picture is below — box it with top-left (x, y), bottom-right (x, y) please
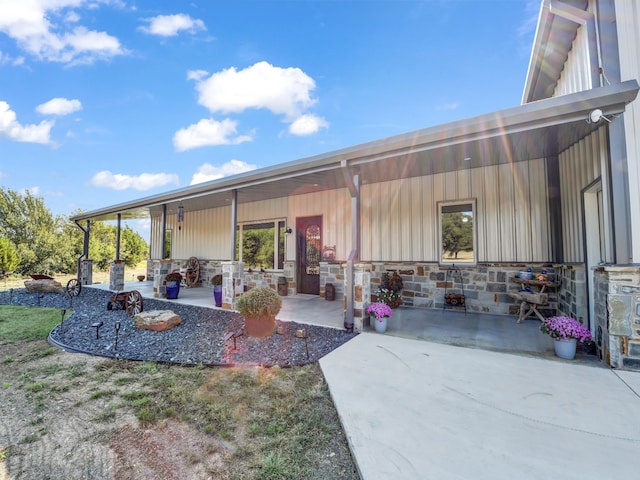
top-left (399, 178), bottom-right (412, 260)
top-left (498, 164), bottom-right (516, 261)
top-left (528, 159), bottom-right (551, 260)
top-left (513, 161), bottom-right (533, 261)
top-left (420, 175), bottom-right (436, 260)
top-left (559, 129), bottom-right (607, 263)
top-left (482, 165), bottom-right (501, 261)
top-left (616, 0), bottom-right (640, 262)
top-left (553, 24), bottom-right (592, 97)
top-left (470, 167), bottom-right (486, 261)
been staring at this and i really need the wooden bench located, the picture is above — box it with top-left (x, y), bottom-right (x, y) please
top-left (509, 291), bottom-right (548, 323)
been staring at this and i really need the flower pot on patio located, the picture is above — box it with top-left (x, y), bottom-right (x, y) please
top-left (212, 274), bottom-right (223, 307)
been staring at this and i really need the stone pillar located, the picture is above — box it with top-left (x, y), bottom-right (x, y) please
top-left (283, 260), bottom-right (296, 296)
top-left (347, 263), bottom-right (371, 333)
top-left (222, 261), bottom-right (244, 310)
top-left (152, 260), bottom-right (173, 298)
top-left (109, 260), bottom-right (125, 291)
top-left (604, 266), bottom-right (640, 370)
top-left (80, 259), bottom-right (93, 285)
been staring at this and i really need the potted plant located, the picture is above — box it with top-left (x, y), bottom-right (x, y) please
top-left (212, 274), bottom-right (223, 307)
top-left (540, 315), bottom-right (592, 359)
top-left (376, 272), bottom-right (403, 308)
top-left (164, 271), bottom-right (182, 299)
top-left (366, 301), bottom-right (393, 333)
top-left (235, 287), bottom-right (282, 337)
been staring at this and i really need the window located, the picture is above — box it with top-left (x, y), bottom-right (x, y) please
top-left (163, 230), bottom-right (171, 260)
top-left (235, 220), bottom-right (286, 270)
top-left (438, 200), bottom-right (476, 266)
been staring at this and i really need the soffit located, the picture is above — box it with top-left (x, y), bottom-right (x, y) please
top-left (72, 80), bottom-right (639, 223)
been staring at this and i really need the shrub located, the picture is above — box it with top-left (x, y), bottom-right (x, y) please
top-left (236, 287), bottom-right (282, 318)
top-left (164, 272), bottom-right (182, 283)
top-left (212, 274), bottom-right (222, 286)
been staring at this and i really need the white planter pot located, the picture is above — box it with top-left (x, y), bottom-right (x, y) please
top-left (553, 338), bottom-right (577, 359)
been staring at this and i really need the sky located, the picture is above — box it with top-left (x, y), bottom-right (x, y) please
top-left (0, 0), bottom-right (540, 240)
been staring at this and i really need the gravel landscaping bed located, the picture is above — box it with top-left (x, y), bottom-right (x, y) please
top-left (1, 287), bottom-right (357, 366)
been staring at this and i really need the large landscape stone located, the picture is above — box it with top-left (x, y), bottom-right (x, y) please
top-left (24, 279), bottom-right (65, 294)
top-left (134, 310), bottom-right (182, 332)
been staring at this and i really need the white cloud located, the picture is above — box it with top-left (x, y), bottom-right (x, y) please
top-left (190, 160), bottom-right (258, 185)
top-left (289, 113), bottom-right (329, 136)
top-left (139, 14), bottom-right (206, 37)
top-left (0, 0), bottom-right (127, 64)
top-left (90, 170), bottom-right (180, 191)
top-left (36, 97), bottom-right (82, 116)
top-left (194, 61), bottom-right (317, 119)
top-left (173, 118), bottom-right (254, 152)
top-left (0, 101), bottom-right (53, 144)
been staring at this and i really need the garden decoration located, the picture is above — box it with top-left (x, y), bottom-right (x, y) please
top-left (376, 271), bottom-right (404, 308)
top-left (236, 287), bottom-right (282, 337)
top-left (366, 301), bottom-right (393, 333)
top-left (212, 274), bottom-right (223, 307)
top-left (107, 289), bottom-right (144, 316)
top-left (164, 271), bottom-right (183, 299)
top-left (540, 315), bottom-right (592, 359)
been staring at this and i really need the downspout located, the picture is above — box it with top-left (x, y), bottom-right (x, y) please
top-left (115, 213), bottom-right (121, 261)
top-left (230, 189), bottom-right (238, 261)
top-left (161, 204), bottom-right (167, 259)
top-left (74, 220), bottom-right (90, 281)
top-left (342, 161), bottom-right (360, 332)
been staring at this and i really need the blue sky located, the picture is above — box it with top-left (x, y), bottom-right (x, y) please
top-left (0, 0), bottom-right (539, 240)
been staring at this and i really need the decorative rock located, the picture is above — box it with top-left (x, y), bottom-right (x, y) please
top-left (134, 310), bottom-right (182, 332)
top-left (24, 279), bottom-right (65, 294)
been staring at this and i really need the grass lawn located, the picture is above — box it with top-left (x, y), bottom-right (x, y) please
top-left (0, 303), bottom-right (358, 479)
top-left (0, 306), bottom-right (65, 344)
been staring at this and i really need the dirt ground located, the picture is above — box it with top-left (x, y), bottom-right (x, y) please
top-left (0, 339), bottom-right (359, 480)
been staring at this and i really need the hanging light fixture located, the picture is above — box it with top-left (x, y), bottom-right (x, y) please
top-left (177, 204), bottom-right (184, 230)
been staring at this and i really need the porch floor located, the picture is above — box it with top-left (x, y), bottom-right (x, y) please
top-left (88, 281), bottom-right (597, 362)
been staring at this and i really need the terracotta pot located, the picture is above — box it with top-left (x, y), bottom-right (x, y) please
top-left (244, 314), bottom-right (276, 338)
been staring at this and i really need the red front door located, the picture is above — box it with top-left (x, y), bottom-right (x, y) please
top-left (296, 216), bottom-right (322, 294)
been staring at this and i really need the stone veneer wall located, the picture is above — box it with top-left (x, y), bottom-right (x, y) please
top-left (593, 268), bottom-right (611, 365)
top-left (80, 259), bottom-right (93, 285)
top-left (363, 262), bottom-right (560, 317)
top-left (555, 264), bottom-right (587, 323)
top-left (320, 262), bottom-right (344, 300)
top-left (602, 266), bottom-right (640, 370)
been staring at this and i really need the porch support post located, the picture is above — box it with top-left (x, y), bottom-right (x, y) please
top-left (116, 213), bottom-right (121, 261)
top-left (342, 161), bottom-right (360, 332)
top-left (161, 204), bottom-right (167, 259)
top-left (547, 155), bottom-right (563, 262)
top-left (230, 189), bottom-right (238, 261)
top-left (608, 118), bottom-right (632, 263)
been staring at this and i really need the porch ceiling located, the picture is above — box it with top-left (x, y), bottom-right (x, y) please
top-left (72, 80), bottom-right (639, 223)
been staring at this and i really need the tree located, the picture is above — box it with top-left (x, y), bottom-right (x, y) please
top-left (441, 212), bottom-right (473, 260)
top-left (0, 188), bottom-right (62, 275)
top-left (120, 226), bottom-right (149, 267)
top-left (0, 237), bottom-right (21, 274)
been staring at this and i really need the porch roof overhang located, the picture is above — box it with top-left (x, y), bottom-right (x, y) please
top-left (71, 80), bottom-right (639, 223)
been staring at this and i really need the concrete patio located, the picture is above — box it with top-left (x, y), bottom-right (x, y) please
top-left (87, 281), bottom-right (588, 361)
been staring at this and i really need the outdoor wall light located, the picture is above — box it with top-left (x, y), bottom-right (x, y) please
top-left (587, 109), bottom-right (611, 124)
top-left (285, 227), bottom-right (293, 234)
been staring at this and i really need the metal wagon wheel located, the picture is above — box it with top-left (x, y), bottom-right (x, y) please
top-left (66, 278), bottom-right (82, 297)
top-left (125, 290), bottom-right (144, 317)
top-left (185, 256), bottom-right (200, 287)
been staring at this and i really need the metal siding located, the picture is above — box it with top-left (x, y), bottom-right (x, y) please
top-left (513, 161), bottom-right (533, 261)
top-left (528, 159), bottom-right (551, 260)
top-left (559, 129), bottom-right (607, 263)
top-left (483, 165), bottom-right (501, 261)
top-left (498, 164), bottom-right (517, 261)
top-left (421, 175), bottom-right (436, 260)
top-left (409, 177), bottom-right (424, 261)
top-left (553, 24), bottom-right (592, 97)
top-left (616, 0), bottom-right (640, 262)
top-left (470, 167), bottom-right (487, 261)
top-left (399, 178), bottom-right (413, 261)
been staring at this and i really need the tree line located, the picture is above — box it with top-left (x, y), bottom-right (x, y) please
top-left (0, 187), bottom-right (148, 276)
